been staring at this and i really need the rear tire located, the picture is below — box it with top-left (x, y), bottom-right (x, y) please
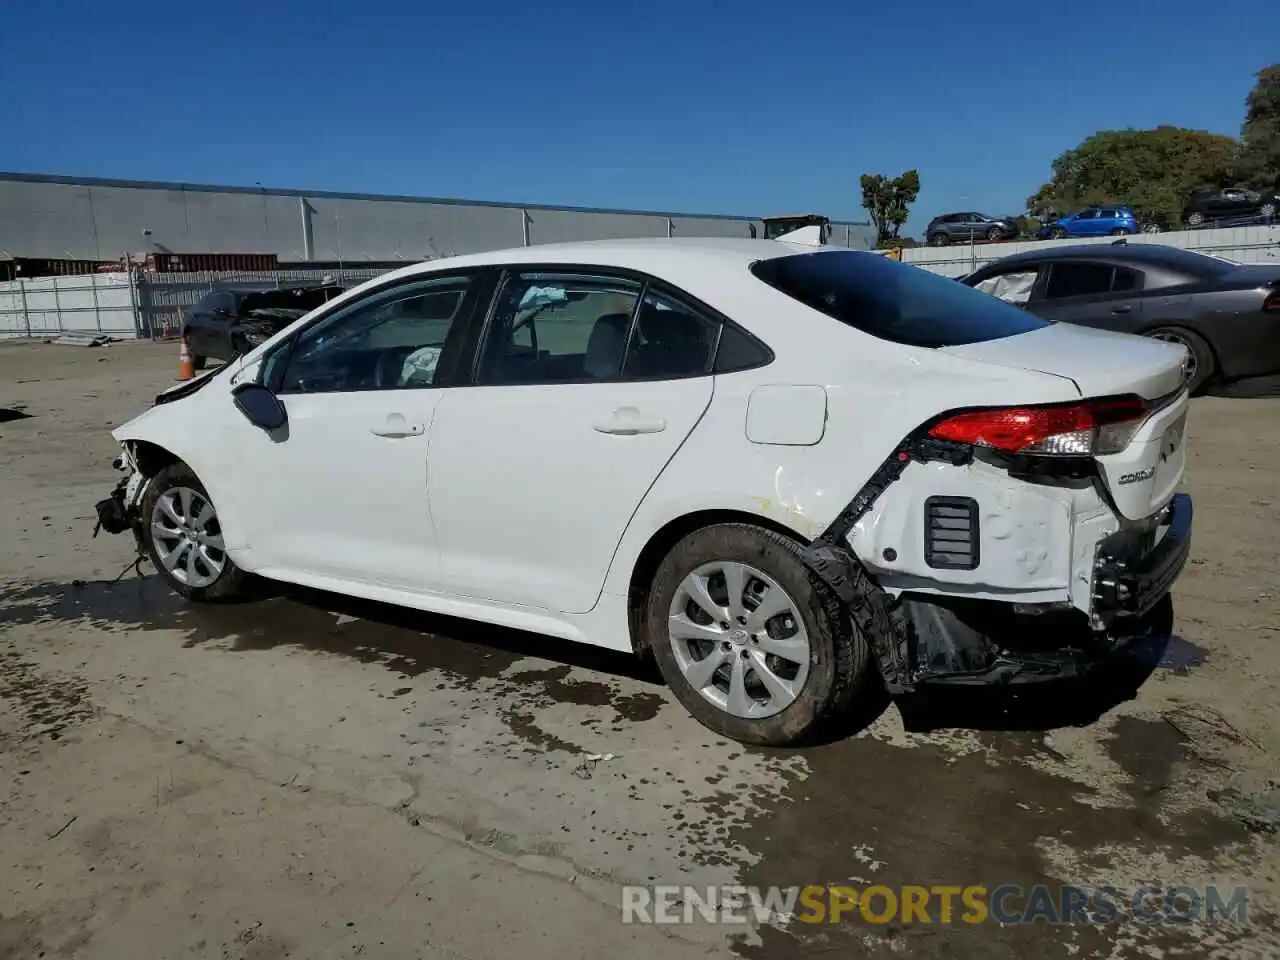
top-left (985, 227), bottom-right (1003, 241)
top-left (644, 523), bottom-right (874, 745)
top-left (928, 232), bottom-right (950, 247)
top-left (1050, 226), bottom-right (1067, 239)
top-left (140, 462), bottom-right (249, 602)
top-left (1186, 212), bottom-right (1205, 227)
top-left (1110, 228), bottom-right (1128, 236)
top-left (1145, 326), bottom-right (1214, 395)
top-left (190, 354), bottom-right (207, 371)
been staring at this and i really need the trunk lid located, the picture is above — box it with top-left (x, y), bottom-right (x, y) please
top-left (940, 322), bottom-right (1189, 401)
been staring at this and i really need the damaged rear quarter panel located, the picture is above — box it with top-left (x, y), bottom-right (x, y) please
top-left (851, 457), bottom-right (1117, 607)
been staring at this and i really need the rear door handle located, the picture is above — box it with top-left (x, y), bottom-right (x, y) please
top-left (370, 413), bottom-right (425, 438)
top-left (1111, 305), bottom-right (1132, 314)
top-left (593, 407), bottom-right (667, 436)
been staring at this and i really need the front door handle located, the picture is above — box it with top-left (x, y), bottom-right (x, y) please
top-left (1111, 305), bottom-right (1132, 315)
top-left (371, 413), bottom-right (425, 438)
top-left (593, 407), bottom-right (667, 436)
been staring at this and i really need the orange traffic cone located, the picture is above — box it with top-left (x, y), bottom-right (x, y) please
top-left (177, 338), bottom-right (195, 381)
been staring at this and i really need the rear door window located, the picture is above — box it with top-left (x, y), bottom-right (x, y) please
top-left (751, 251), bottom-right (1048, 348)
top-left (1044, 262), bottom-right (1120, 299)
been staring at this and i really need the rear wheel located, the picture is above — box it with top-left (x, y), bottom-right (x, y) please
top-left (1110, 228), bottom-right (1128, 236)
top-left (190, 354), bottom-right (207, 371)
top-left (1262, 202), bottom-right (1276, 219)
top-left (1146, 326), bottom-right (1214, 395)
top-left (928, 232), bottom-right (950, 246)
top-left (1050, 226), bottom-right (1067, 239)
top-left (1186, 211), bottom-right (1205, 227)
top-left (140, 462), bottom-right (249, 602)
top-left (645, 523), bottom-right (874, 745)
top-left (985, 226), bottom-right (1003, 241)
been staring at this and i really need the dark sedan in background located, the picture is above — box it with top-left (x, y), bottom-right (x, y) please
top-left (961, 241), bottom-right (1280, 395)
top-left (1182, 186), bottom-right (1279, 228)
top-left (182, 284), bottom-right (344, 368)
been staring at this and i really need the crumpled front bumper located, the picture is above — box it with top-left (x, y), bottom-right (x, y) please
top-left (91, 446), bottom-right (149, 548)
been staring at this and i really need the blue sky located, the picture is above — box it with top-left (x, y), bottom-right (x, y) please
top-left (0, 0), bottom-right (1274, 237)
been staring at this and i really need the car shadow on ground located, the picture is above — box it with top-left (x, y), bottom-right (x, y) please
top-left (3, 572), bottom-right (1204, 740)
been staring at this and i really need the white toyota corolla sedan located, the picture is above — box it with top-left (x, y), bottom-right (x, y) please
top-left (94, 238), bottom-right (1193, 745)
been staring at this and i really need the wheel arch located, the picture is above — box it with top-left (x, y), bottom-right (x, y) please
top-left (117, 430), bottom-right (249, 552)
top-left (625, 509), bottom-right (809, 657)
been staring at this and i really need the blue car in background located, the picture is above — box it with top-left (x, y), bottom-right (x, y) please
top-left (1037, 206), bottom-right (1146, 239)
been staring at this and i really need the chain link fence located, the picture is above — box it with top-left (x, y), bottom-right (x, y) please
top-left (0, 264), bottom-right (396, 340)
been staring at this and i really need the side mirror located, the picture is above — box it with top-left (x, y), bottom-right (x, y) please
top-left (232, 382), bottom-right (287, 431)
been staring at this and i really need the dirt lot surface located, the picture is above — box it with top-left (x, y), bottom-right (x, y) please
top-left (2, 339), bottom-right (1278, 959)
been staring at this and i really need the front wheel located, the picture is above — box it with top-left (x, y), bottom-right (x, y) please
top-left (1146, 326), bottom-right (1214, 395)
top-left (140, 462), bottom-right (249, 601)
top-left (1186, 212), bottom-right (1205, 227)
top-left (928, 232), bottom-right (950, 247)
top-left (1110, 228), bottom-right (1129, 236)
top-left (986, 226), bottom-right (1003, 241)
top-left (1050, 226), bottom-right (1067, 239)
top-left (645, 523), bottom-right (876, 745)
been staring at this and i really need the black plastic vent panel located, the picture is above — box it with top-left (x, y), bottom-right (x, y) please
top-left (924, 496), bottom-right (980, 570)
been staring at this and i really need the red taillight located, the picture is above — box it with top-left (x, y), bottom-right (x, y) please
top-left (927, 395), bottom-right (1150, 456)
top-left (1264, 291), bottom-right (1280, 313)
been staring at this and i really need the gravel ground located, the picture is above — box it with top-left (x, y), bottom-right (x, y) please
top-left (1, 339), bottom-right (1278, 959)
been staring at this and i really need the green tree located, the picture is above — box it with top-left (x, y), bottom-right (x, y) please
top-left (1026, 127), bottom-right (1237, 227)
top-left (860, 170), bottom-right (921, 245)
top-left (1237, 64), bottom-right (1280, 192)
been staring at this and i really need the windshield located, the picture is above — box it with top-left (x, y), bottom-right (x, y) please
top-left (751, 251), bottom-right (1050, 348)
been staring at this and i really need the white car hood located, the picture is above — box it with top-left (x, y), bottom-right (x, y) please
top-left (941, 323), bottom-right (1188, 401)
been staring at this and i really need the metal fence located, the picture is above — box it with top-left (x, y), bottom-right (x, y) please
top-left (903, 223), bottom-right (1280, 277)
top-left (135, 266), bottom-right (391, 340)
top-left (0, 264), bottom-right (395, 340)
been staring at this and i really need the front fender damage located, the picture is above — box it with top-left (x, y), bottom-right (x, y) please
top-left (92, 442), bottom-right (151, 558)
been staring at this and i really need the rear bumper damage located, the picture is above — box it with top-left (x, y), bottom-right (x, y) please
top-left (799, 433), bottom-right (1193, 694)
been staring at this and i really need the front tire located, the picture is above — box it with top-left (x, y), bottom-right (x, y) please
top-left (928, 232), bottom-right (950, 247)
top-left (1050, 226), bottom-right (1067, 239)
top-left (140, 462), bottom-right (249, 601)
top-left (644, 523), bottom-right (873, 745)
top-left (986, 226), bottom-right (1003, 241)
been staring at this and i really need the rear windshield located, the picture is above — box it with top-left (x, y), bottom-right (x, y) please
top-left (751, 251), bottom-right (1049, 348)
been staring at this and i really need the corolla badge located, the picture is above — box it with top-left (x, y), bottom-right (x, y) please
top-left (1118, 466), bottom-right (1157, 485)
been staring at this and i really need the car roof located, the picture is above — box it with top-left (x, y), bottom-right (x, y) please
top-left (369, 237), bottom-right (844, 285)
top-left (976, 241), bottom-right (1212, 270)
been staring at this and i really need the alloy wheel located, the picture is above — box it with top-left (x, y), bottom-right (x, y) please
top-left (1152, 331), bottom-right (1197, 385)
top-left (667, 561), bottom-right (811, 719)
top-left (150, 485), bottom-right (227, 589)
